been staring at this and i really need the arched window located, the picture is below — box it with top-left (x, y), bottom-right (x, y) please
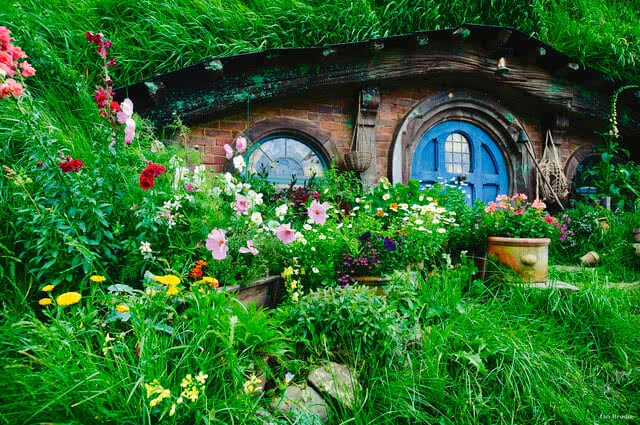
top-left (247, 134), bottom-right (327, 184)
top-left (444, 132), bottom-right (472, 174)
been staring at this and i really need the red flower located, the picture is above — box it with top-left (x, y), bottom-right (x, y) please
top-left (188, 267), bottom-right (203, 279)
top-left (139, 163), bottom-right (166, 190)
top-left (513, 209), bottom-right (524, 216)
top-left (110, 100), bottom-right (120, 112)
top-left (59, 159), bottom-right (84, 173)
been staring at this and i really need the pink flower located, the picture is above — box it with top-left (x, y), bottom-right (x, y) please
top-left (20, 61), bottom-right (35, 77)
top-left (185, 183), bottom-right (194, 191)
top-left (223, 144), bottom-right (233, 160)
top-left (205, 228), bottom-right (228, 260)
top-left (484, 201), bottom-right (497, 213)
top-left (545, 214), bottom-right (555, 224)
top-left (234, 193), bottom-right (248, 214)
top-left (117, 98), bottom-right (133, 124)
top-left (0, 78), bottom-right (23, 97)
top-left (276, 223), bottom-right (296, 244)
top-left (512, 193), bottom-right (528, 202)
top-left (124, 118), bottom-right (136, 145)
top-left (513, 209), bottom-right (524, 216)
top-left (307, 199), bottom-right (330, 225)
top-left (239, 240), bottom-right (259, 256)
top-left (531, 199), bottom-right (546, 210)
top-left (0, 26), bottom-right (12, 50)
top-left (235, 136), bottom-right (247, 154)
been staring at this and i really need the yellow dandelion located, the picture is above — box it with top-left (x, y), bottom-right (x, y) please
top-left (41, 284), bottom-right (55, 292)
top-left (154, 274), bottom-right (181, 286)
top-left (115, 304), bottom-right (130, 313)
top-left (90, 275), bottom-right (106, 283)
top-left (38, 298), bottom-right (52, 306)
top-left (166, 285), bottom-right (180, 296)
top-left (56, 292), bottom-right (82, 306)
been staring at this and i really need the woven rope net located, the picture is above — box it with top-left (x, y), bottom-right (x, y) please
top-left (538, 130), bottom-right (569, 201)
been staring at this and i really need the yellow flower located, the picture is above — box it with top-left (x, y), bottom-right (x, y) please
top-left (281, 266), bottom-right (294, 279)
top-left (90, 275), bottom-right (106, 283)
top-left (38, 298), bottom-right (52, 306)
top-left (167, 285), bottom-right (180, 296)
top-left (56, 292), bottom-right (82, 306)
top-left (389, 202), bottom-right (399, 212)
top-left (115, 304), bottom-right (130, 313)
top-left (154, 275), bottom-right (181, 286)
top-left (196, 276), bottom-right (219, 288)
top-left (41, 284), bottom-right (55, 292)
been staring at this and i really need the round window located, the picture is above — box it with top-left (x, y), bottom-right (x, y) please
top-left (248, 135), bottom-right (327, 184)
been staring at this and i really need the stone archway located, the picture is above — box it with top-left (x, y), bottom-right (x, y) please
top-left (389, 90), bottom-right (535, 196)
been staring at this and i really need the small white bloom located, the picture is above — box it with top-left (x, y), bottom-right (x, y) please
top-left (318, 234), bottom-right (327, 240)
top-left (311, 246), bottom-right (316, 251)
top-left (251, 212), bottom-right (263, 226)
top-left (275, 204), bottom-right (288, 219)
top-left (415, 219), bottom-right (424, 225)
top-left (432, 218), bottom-right (440, 224)
top-left (382, 193), bottom-right (391, 201)
top-left (303, 224), bottom-right (312, 231)
top-left (336, 223), bottom-right (343, 229)
top-left (437, 228), bottom-right (446, 234)
top-left (312, 267), bottom-right (319, 274)
top-left (352, 206), bottom-right (360, 211)
top-left (233, 155), bottom-right (246, 172)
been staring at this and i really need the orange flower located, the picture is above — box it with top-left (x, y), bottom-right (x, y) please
top-left (389, 203), bottom-right (399, 212)
top-left (375, 208), bottom-right (384, 217)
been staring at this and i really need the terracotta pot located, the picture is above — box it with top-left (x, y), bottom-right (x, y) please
top-left (596, 217), bottom-right (610, 233)
top-left (224, 276), bottom-right (285, 308)
top-left (486, 237), bottom-right (551, 283)
top-left (580, 251), bottom-right (600, 266)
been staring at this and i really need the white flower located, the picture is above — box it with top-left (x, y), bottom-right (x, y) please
top-left (275, 204), bottom-right (288, 220)
top-left (233, 155), bottom-right (246, 172)
top-left (266, 220), bottom-right (280, 231)
top-left (437, 228), bottom-right (446, 234)
top-left (418, 226), bottom-right (427, 231)
top-left (432, 218), bottom-right (440, 224)
top-left (139, 241), bottom-right (153, 259)
top-left (211, 187), bottom-right (222, 197)
top-left (336, 223), bottom-right (343, 229)
top-left (303, 224), bottom-right (312, 231)
top-left (415, 219), bottom-right (424, 225)
top-left (251, 212), bottom-right (263, 226)
top-left (311, 246), bottom-right (316, 251)
top-left (312, 267), bottom-right (319, 274)
top-left (247, 190), bottom-right (263, 206)
top-left (382, 193), bottom-right (391, 201)
top-left (318, 234), bottom-right (327, 240)
top-left (352, 206), bottom-right (360, 211)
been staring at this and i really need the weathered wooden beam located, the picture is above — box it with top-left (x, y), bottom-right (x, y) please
top-left (119, 44), bottom-right (637, 133)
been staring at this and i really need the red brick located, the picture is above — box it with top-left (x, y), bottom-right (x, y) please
top-left (219, 120), bottom-right (245, 130)
top-left (318, 105), bottom-right (334, 114)
top-left (321, 121), bottom-right (347, 131)
top-left (205, 128), bottom-right (232, 138)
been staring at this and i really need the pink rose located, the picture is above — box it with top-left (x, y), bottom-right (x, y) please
top-left (20, 61), bottom-right (35, 77)
top-left (205, 228), bottom-right (228, 260)
top-left (276, 223), bottom-right (296, 244)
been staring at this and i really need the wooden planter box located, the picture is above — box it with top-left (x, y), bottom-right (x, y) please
top-left (224, 276), bottom-right (285, 309)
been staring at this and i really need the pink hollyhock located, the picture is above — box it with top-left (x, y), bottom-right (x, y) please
top-left (19, 61), bottom-right (35, 77)
top-left (531, 199), bottom-right (546, 210)
top-left (235, 193), bottom-right (249, 214)
top-left (307, 199), bottom-right (330, 225)
top-left (235, 136), bottom-right (247, 153)
top-left (239, 240), bottom-right (259, 255)
top-left (223, 144), bottom-right (233, 160)
top-left (117, 98), bottom-right (134, 123)
top-left (124, 118), bottom-right (136, 145)
top-left (0, 26), bottom-right (11, 49)
top-left (205, 229), bottom-right (228, 260)
top-left (276, 223), bottom-right (296, 244)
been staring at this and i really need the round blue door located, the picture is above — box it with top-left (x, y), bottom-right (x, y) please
top-left (411, 121), bottom-right (509, 203)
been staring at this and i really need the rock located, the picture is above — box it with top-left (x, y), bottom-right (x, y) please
top-left (529, 280), bottom-right (580, 291)
top-left (272, 384), bottom-right (328, 423)
top-left (308, 362), bottom-right (361, 409)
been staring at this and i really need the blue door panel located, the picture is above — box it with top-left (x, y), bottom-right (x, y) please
top-left (411, 121), bottom-right (508, 203)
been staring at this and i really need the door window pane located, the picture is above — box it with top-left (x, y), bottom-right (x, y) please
top-left (248, 135), bottom-right (326, 184)
top-left (445, 132), bottom-right (471, 174)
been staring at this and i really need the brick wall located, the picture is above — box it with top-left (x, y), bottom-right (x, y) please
top-left (189, 92), bottom-right (355, 171)
top-left (187, 83), bottom-right (600, 193)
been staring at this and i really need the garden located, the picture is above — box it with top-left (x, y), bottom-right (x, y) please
top-left (2, 1), bottom-right (640, 424)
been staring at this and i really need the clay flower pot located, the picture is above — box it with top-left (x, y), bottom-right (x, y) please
top-left (487, 237), bottom-right (551, 283)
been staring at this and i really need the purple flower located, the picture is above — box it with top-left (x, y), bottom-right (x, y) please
top-left (383, 238), bottom-right (396, 251)
top-left (358, 232), bottom-right (371, 242)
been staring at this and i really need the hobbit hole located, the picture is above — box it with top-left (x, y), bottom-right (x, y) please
top-left (115, 25), bottom-right (640, 203)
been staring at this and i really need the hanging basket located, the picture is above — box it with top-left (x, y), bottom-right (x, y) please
top-left (344, 151), bottom-right (372, 173)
